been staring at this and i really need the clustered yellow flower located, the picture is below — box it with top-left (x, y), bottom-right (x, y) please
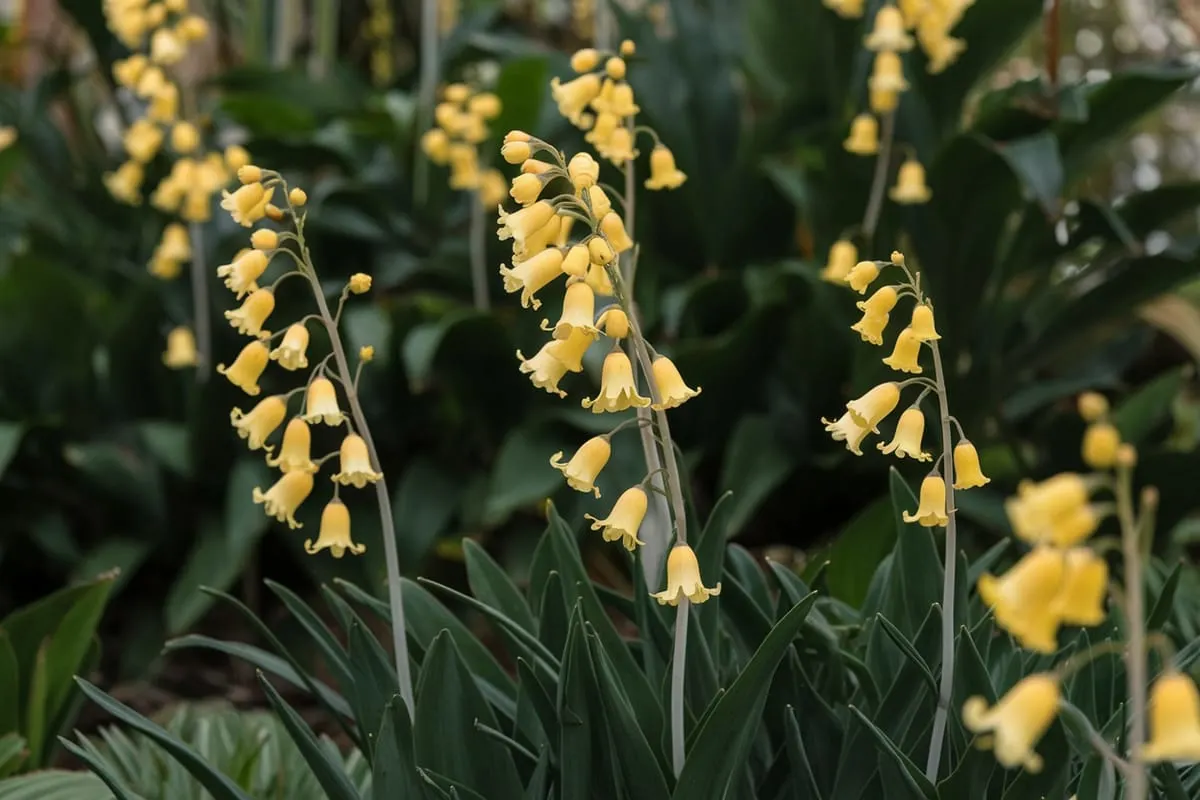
top-left (821, 250), bottom-right (986, 527)
top-left (215, 167), bottom-right (380, 558)
top-left (495, 57), bottom-right (715, 605)
top-left (362, 0), bottom-right (395, 86)
top-left (825, 0), bottom-right (970, 74)
top-left (421, 83), bottom-right (505, 204)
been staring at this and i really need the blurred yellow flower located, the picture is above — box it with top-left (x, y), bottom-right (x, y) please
top-left (978, 547), bottom-right (1065, 653)
top-left (123, 119), bottom-right (163, 164)
top-left (550, 436), bottom-right (612, 497)
top-left (253, 470), bottom-right (314, 529)
top-left (478, 169), bottom-right (507, 208)
top-left (570, 48), bottom-right (600, 72)
top-left (844, 114), bottom-right (879, 155)
top-left (162, 326), bottom-right (198, 368)
top-left (230, 396), bottom-right (287, 452)
top-left (864, 6), bottom-right (914, 51)
top-left (583, 351), bottom-right (651, 413)
top-left (652, 544), bottom-right (721, 605)
top-left (870, 87), bottom-right (899, 114)
top-left (550, 73), bottom-right (603, 125)
top-left (332, 434), bottom-right (384, 488)
top-left (171, 121), bottom-right (200, 154)
top-left (306, 499), bottom-right (366, 557)
top-left (645, 145), bottom-right (687, 190)
top-left (963, 674), bottom-right (1060, 772)
top-left (869, 52), bottom-right (909, 93)
top-left (1077, 392), bottom-right (1108, 422)
top-left (821, 240), bottom-right (859, 283)
top-left (1081, 422), bottom-right (1120, 469)
top-left (217, 341), bottom-right (270, 395)
top-left (1140, 672), bottom-right (1200, 762)
top-left (586, 486), bottom-right (648, 551)
top-left (1051, 547), bottom-right (1107, 627)
top-left (267, 419), bottom-right (318, 474)
top-left (890, 159), bottom-right (932, 204)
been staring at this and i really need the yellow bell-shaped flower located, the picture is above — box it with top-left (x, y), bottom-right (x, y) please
top-left (302, 377), bottom-right (345, 426)
top-left (601, 127), bottom-right (638, 166)
top-left (513, 216), bottom-right (564, 263)
top-left (149, 28), bottom-right (186, 64)
top-left (583, 351), bottom-right (652, 413)
top-left (864, 6), bottom-right (914, 51)
top-left (148, 82), bottom-right (179, 122)
top-left (586, 112), bottom-right (620, 152)
top-left (1081, 422), bottom-right (1120, 469)
top-left (478, 169), bottom-right (506, 208)
top-left (599, 212), bottom-right (634, 253)
top-left (1051, 547), bottom-right (1107, 627)
top-left (645, 145), bottom-right (688, 190)
top-left (123, 119), bottom-right (163, 164)
top-left (1140, 672), bottom-right (1200, 762)
top-left (909, 303), bottom-right (940, 341)
top-left (879, 407), bottom-right (931, 461)
top-left (844, 114), bottom-right (880, 155)
top-left (469, 91), bottom-right (502, 120)
top-left (1077, 392), bottom-right (1109, 422)
top-left (104, 160), bottom-right (144, 204)
top-left (112, 55), bottom-right (147, 88)
top-left (568, 152), bottom-right (600, 191)
top-left (651, 544), bottom-right (722, 606)
top-left (869, 52), bottom-right (909, 93)
top-left (546, 328), bottom-right (595, 373)
top-left (822, 412), bottom-right (872, 455)
top-left (220, 182), bottom-right (275, 227)
top-left (605, 83), bottom-right (640, 118)
top-left (821, 240), bottom-right (859, 283)
top-left (509, 173), bottom-right (546, 206)
top-left (925, 34), bottom-right (965, 74)
top-left (586, 261), bottom-right (615, 296)
top-left (223, 289), bottom-right (275, 339)
top-left (962, 674), bottom-right (1061, 772)
top-left (266, 418), bottom-right (318, 474)
top-left (217, 249), bottom-right (270, 299)
top-left (978, 547), bottom-right (1066, 653)
top-left (561, 244), bottom-right (590, 278)
top-left (903, 473), bottom-right (948, 526)
top-left (448, 145), bottom-right (481, 190)
top-left (497, 200), bottom-right (557, 247)
top-left (890, 159), bottom-right (932, 204)
top-left (230, 395), bottom-right (287, 452)
top-left (851, 312), bottom-right (889, 345)
top-left (898, 0), bottom-right (925, 27)
top-left (550, 73), bottom-right (603, 125)
top-left (846, 260), bottom-right (880, 294)
top-left (499, 248), bottom-right (565, 310)
top-left (826, 0), bottom-right (865, 19)
top-left (550, 436), bottom-right (612, 497)
top-left (596, 306), bottom-right (630, 339)
top-left (847, 381), bottom-right (901, 431)
top-left (650, 356), bottom-right (701, 410)
top-left (217, 341), bottom-right (269, 395)
top-left (270, 324), bottom-right (311, 371)
top-left (157, 224), bottom-right (191, 262)
top-left (252, 470), bottom-right (315, 529)
top-left (170, 121), bottom-right (200, 154)
top-left (542, 280), bottom-right (599, 341)
top-left (586, 486), bottom-right (648, 552)
top-left (583, 185), bottom-right (613, 218)
top-left (305, 498), bottom-right (366, 558)
top-left (953, 440), bottom-right (990, 489)
top-left (332, 434), bottom-right (383, 488)
top-left (162, 326), bottom-right (198, 368)
top-left (882, 328), bottom-right (924, 374)
top-left (516, 344), bottom-right (570, 398)
top-left (1005, 473), bottom-right (1095, 547)
top-left (858, 285), bottom-right (899, 316)
top-left (570, 48), bottom-right (600, 72)
top-left (870, 87), bottom-right (899, 114)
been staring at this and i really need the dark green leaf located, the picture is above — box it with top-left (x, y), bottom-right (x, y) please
top-left (371, 697), bottom-right (426, 800)
top-left (875, 615), bottom-right (937, 695)
top-left (987, 132), bottom-right (1062, 215)
top-left (784, 706), bottom-right (824, 800)
top-left (1112, 368), bottom-right (1186, 444)
top-left (0, 634), bottom-right (20, 735)
top-left (716, 415), bottom-right (795, 537)
top-left (826, 496), bottom-right (895, 607)
top-left (257, 673), bottom-right (361, 800)
top-left (265, 579), bottom-right (354, 695)
top-left (347, 621), bottom-right (398, 762)
top-left (1147, 562), bottom-right (1182, 631)
top-left (393, 459), bottom-right (463, 570)
top-left (846, 707), bottom-right (937, 800)
top-left (0, 422), bottom-right (23, 478)
top-left (461, 539), bottom-right (537, 635)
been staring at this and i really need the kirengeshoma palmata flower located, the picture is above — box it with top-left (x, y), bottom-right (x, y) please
top-left (492, 42), bottom-right (704, 776)
top-left (818, 249), bottom-right (990, 780)
top-left (211, 165), bottom-right (415, 714)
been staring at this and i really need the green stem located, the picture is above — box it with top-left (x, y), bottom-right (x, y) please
top-left (470, 192), bottom-right (489, 310)
top-left (923, 339), bottom-right (957, 782)
top-left (862, 111), bottom-right (895, 243)
top-left (310, 0), bottom-right (339, 79)
top-left (414, 0), bottom-right (439, 205)
top-left (1118, 462), bottom-right (1147, 800)
top-left (670, 599), bottom-right (689, 774)
top-left (189, 222), bottom-right (211, 381)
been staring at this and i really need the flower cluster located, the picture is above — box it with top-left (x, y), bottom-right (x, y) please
top-left (362, 0), bottom-right (395, 86)
top-left (821, 251), bottom-right (988, 525)
top-left (421, 83), bottom-right (506, 206)
top-left (826, 0), bottom-right (968, 74)
top-left (213, 166), bottom-right (381, 558)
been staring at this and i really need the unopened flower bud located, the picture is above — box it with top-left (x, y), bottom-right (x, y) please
top-left (501, 141), bottom-right (533, 164)
top-left (1116, 443), bottom-right (1137, 469)
top-left (348, 273), bottom-right (372, 294)
top-left (360, 345), bottom-right (375, 363)
top-left (1077, 392), bottom-right (1109, 422)
top-left (250, 229), bottom-right (278, 250)
top-left (605, 57), bottom-right (626, 80)
top-left (570, 48), bottom-right (600, 73)
top-left (265, 203), bottom-right (285, 222)
top-left (891, 250), bottom-right (906, 266)
top-left (289, 187), bottom-right (307, 206)
top-left (238, 165), bottom-right (262, 184)
top-left (620, 39), bottom-right (636, 57)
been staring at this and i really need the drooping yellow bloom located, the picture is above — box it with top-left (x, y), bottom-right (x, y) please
top-left (542, 280), bottom-right (599, 340)
top-left (217, 341), bottom-right (269, 395)
top-left (869, 52), bottom-right (909, 93)
top-left (147, 82), bottom-right (179, 122)
top-left (251, 229), bottom-right (278, 250)
top-left (230, 396), bottom-right (287, 452)
top-left (570, 48), bottom-right (600, 72)
top-left (598, 83), bottom-right (639, 118)
top-left (890, 159), bottom-right (932, 204)
top-left (302, 377), bottom-right (345, 425)
top-left (978, 547), bottom-right (1066, 653)
top-left (252, 470), bottom-right (314, 529)
top-left (1051, 548), bottom-right (1107, 627)
top-left (516, 344), bottom-right (570, 398)
top-left (224, 289), bottom-right (275, 338)
top-left (497, 200), bottom-right (557, 247)
top-left (162, 326), bottom-right (198, 368)
top-left (847, 382), bottom-right (900, 431)
top-left (822, 412), bottom-right (872, 455)
top-left (550, 436), bottom-right (611, 497)
top-left (588, 237), bottom-right (615, 266)
top-left (422, 128), bottom-right (450, 164)
top-left (602, 127), bottom-right (638, 166)
top-left (599, 212), bottom-right (634, 254)
top-left (178, 15), bottom-right (211, 42)
top-left (550, 73), bottom-right (603, 125)
top-left (583, 351), bottom-right (651, 413)
top-left (448, 144), bottom-right (480, 189)
top-left (217, 249), bottom-right (270, 298)
top-left (567, 152), bottom-right (600, 191)
top-left (870, 87), bottom-right (899, 114)
top-left (478, 169), bottom-right (507, 208)
top-left (909, 303), bottom-right (940, 341)
top-left (1081, 422), bottom-right (1120, 469)
top-left (135, 65), bottom-right (168, 98)
top-left (925, 35), bottom-right (965, 74)
top-left (112, 54), bottom-right (148, 88)
top-left (650, 356), bottom-right (701, 410)
top-left (468, 92), bottom-right (502, 120)
top-left (605, 57), bottom-right (627, 80)
top-left (898, 0), bottom-right (925, 27)
top-left (883, 327), bottom-right (924, 374)
top-left (864, 6), bottom-right (914, 51)
top-left (158, 223), bottom-right (191, 261)
top-left (546, 328), bottom-right (595, 372)
top-left (123, 119), bottom-right (163, 163)
top-left (1140, 672), bottom-right (1200, 762)
top-left (171, 121), bottom-right (200, 154)
top-left (266, 418), bottom-right (318, 474)
top-left (962, 674), bottom-right (1061, 772)
top-left (514, 216), bottom-right (563, 264)
top-left (560, 244), bottom-right (590, 278)
top-left (1005, 473), bottom-right (1096, 547)
top-left (270, 324), bottom-right (310, 370)
top-left (105, 160), bottom-right (145, 204)
top-left (149, 27), bottom-right (186, 64)
top-left (499, 248), bottom-right (565, 310)
top-left (586, 486), bottom-right (648, 551)
top-left (878, 407), bottom-right (930, 460)
top-left (586, 111), bottom-right (620, 152)
top-left (652, 544), bottom-right (722, 606)
top-left (595, 306), bottom-right (629, 339)
top-left (1077, 392), bottom-right (1109, 422)
top-left (332, 434), bottom-right (384, 488)
top-left (846, 260), bottom-right (880, 294)
top-left (953, 440), bottom-right (990, 489)
top-left (851, 312), bottom-right (889, 345)
top-left (903, 473), bottom-right (948, 526)
top-left (844, 114), bottom-right (879, 155)
top-left (585, 261), bottom-right (615, 297)
top-left (509, 173), bottom-right (545, 206)
top-left (821, 240), bottom-right (859, 283)
top-left (501, 141), bottom-right (533, 165)
top-left (221, 182), bottom-right (275, 227)
top-left (305, 499), bottom-right (366, 558)
top-left (645, 145), bottom-right (688, 190)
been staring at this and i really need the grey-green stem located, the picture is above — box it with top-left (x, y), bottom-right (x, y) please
top-left (189, 222), bottom-right (211, 381)
top-left (923, 339), bottom-right (957, 781)
top-left (1117, 463), bottom-right (1147, 800)
top-left (414, 0), bottom-right (439, 204)
top-left (470, 193), bottom-right (489, 310)
top-left (296, 218), bottom-right (415, 715)
top-left (862, 111), bottom-right (895, 242)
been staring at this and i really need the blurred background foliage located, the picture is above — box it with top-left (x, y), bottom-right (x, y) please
top-left (0, 0), bottom-right (1198, 708)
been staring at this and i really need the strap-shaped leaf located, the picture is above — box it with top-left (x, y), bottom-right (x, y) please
top-left (462, 539), bottom-right (536, 634)
top-left (371, 697), bottom-right (425, 800)
top-left (847, 706), bottom-right (936, 800)
top-left (55, 737), bottom-right (146, 800)
top-left (257, 673), bottom-right (361, 800)
top-left (264, 579), bottom-right (354, 694)
top-left (347, 621), bottom-right (398, 762)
